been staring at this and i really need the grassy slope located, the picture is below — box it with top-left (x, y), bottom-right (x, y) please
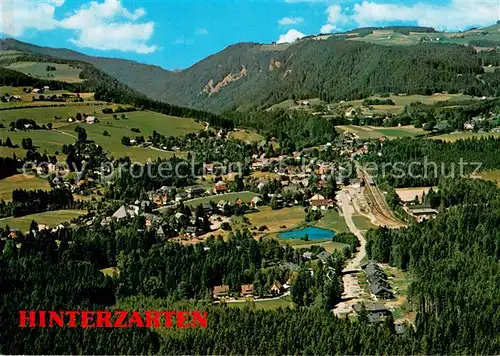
top-left (315, 209), bottom-right (349, 233)
top-left (0, 174), bottom-right (50, 201)
top-left (0, 103), bottom-right (203, 162)
top-left (337, 125), bottom-right (425, 139)
top-left (244, 206), bottom-right (306, 233)
top-left (0, 209), bottom-right (86, 231)
top-left (5, 61), bottom-right (84, 83)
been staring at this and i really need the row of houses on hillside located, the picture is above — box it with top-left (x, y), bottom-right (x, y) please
top-left (213, 279), bottom-right (291, 300)
top-left (361, 262), bottom-right (395, 300)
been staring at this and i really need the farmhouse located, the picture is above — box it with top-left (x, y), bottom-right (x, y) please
top-left (112, 205), bottom-right (139, 220)
top-left (270, 281), bottom-right (284, 295)
top-left (309, 194), bottom-right (331, 210)
top-left (185, 226), bottom-right (202, 237)
top-left (241, 284), bottom-right (253, 297)
top-left (345, 108), bottom-right (358, 118)
top-left (214, 180), bottom-right (228, 194)
top-left (85, 116), bottom-right (98, 124)
top-left (316, 251), bottom-right (331, 262)
top-left (186, 186), bottom-right (206, 198)
top-left (370, 283), bottom-right (395, 300)
top-left (213, 285), bottom-right (230, 299)
top-left (405, 205), bottom-right (438, 222)
top-left (250, 196), bottom-right (263, 208)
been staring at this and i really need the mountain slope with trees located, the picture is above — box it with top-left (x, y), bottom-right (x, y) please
top-left (2, 32), bottom-right (499, 113)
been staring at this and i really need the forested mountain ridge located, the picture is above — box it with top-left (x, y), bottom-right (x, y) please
top-left (2, 25), bottom-right (499, 113)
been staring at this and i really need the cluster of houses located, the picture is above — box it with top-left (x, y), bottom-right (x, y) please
top-left (66, 114), bottom-right (99, 125)
top-left (0, 94), bottom-right (22, 103)
top-left (352, 303), bottom-right (407, 333)
top-left (212, 277), bottom-right (292, 300)
top-left (396, 188), bottom-right (438, 222)
top-left (30, 86), bottom-right (50, 94)
top-left (148, 184), bottom-right (230, 207)
top-left (361, 262), bottom-right (395, 300)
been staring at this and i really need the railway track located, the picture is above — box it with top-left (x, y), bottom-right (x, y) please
top-left (358, 168), bottom-right (406, 228)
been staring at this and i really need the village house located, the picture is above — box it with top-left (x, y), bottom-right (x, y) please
top-left (250, 196), bottom-right (263, 208)
top-left (362, 262), bottom-right (395, 300)
top-left (270, 281), bottom-right (284, 296)
top-left (156, 224), bottom-right (168, 238)
top-left (316, 251), bottom-right (331, 262)
top-left (241, 284), bottom-right (253, 297)
top-left (404, 205), bottom-right (438, 222)
top-left (185, 226), bottom-right (202, 237)
top-left (345, 108), bottom-right (358, 118)
top-left (217, 200), bottom-right (229, 211)
top-left (112, 205), bottom-right (139, 220)
top-left (214, 180), bottom-right (228, 194)
top-left (202, 203), bottom-right (213, 214)
top-left (85, 116), bottom-right (98, 124)
top-left (203, 163), bottom-right (214, 174)
top-left (186, 186), bottom-right (206, 198)
top-left (213, 285), bottom-right (230, 299)
top-left (464, 121), bottom-right (475, 131)
top-left (152, 192), bottom-right (169, 205)
top-left (309, 194), bottom-right (332, 210)
top-left (141, 213), bottom-right (163, 229)
top-left (175, 192), bottom-right (188, 203)
top-left (370, 283), bottom-right (395, 300)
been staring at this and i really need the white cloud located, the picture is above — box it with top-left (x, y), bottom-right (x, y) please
top-left (351, 0), bottom-right (500, 31)
top-left (319, 5), bottom-right (346, 34)
top-left (0, 0), bottom-right (64, 37)
top-left (194, 28), bottom-right (209, 36)
top-left (277, 29), bottom-right (306, 44)
top-left (58, 0), bottom-right (157, 53)
top-left (320, 24), bottom-right (337, 33)
top-left (279, 17), bottom-right (304, 25)
top-left (284, 0), bottom-right (328, 3)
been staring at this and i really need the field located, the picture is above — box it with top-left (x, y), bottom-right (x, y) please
top-left (352, 214), bottom-right (377, 231)
top-left (395, 187), bottom-right (434, 203)
top-left (0, 209), bottom-right (86, 232)
top-left (315, 209), bottom-right (349, 233)
top-left (0, 104), bottom-right (203, 162)
top-left (0, 174), bottom-right (50, 201)
top-left (227, 296), bottom-right (294, 310)
top-left (473, 170), bottom-right (500, 186)
top-left (185, 192), bottom-right (259, 207)
top-left (430, 131), bottom-right (500, 142)
top-left (280, 238), bottom-right (348, 253)
top-left (337, 125), bottom-right (425, 139)
top-left (229, 129), bottom-right (264, 143)
top-left (0, 104), bottom-right (111, 128)
top-left (5, 61), bottom-right (84, 83)
top-left (267, 98), bottom-right (323, 111)
top-left (244, 206), bottom-right (306, 233)
top-left (341, 93), bottom-right (475, 115)
top-left (331, 25), bottom-right (500, 49)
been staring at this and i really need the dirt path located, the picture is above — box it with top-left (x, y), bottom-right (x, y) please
top-left (53, 129), bottom-right (77, 139)
top-left (334, 188), bottom-right (366, 316)
top-left (339, 189), bottom-right (366, 270)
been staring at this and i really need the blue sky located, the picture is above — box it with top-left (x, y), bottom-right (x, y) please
top-left (0, 0), bottom-right (499, 70)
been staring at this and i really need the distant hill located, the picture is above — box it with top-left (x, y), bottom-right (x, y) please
top-left (1, 24), bottom-right (499, 113)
